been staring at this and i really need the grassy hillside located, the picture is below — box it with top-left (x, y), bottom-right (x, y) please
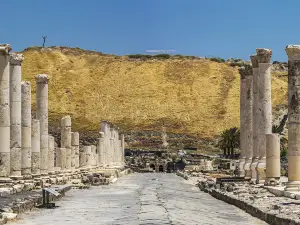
top-left (21, 47), bottom-right (288, 139)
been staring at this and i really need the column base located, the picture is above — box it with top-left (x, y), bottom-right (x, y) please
top-left (250, 158), bottom-right (259, 183)
top-left (285, 181), bottom-right (300, 192)
top-left (256, 159), bottom-right (266, 184)
top-left (10, 175), bottom-right (23, 181)
top-left (264, 177), bottom-right (280, 186)
top-left (244, 158), bottom-right (252, 179)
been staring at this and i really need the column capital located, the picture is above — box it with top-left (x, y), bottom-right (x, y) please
top-left (256, 48), bottom-right (272, 63)
top-left (238, 64), bottom-right (253, 79)
top-left (250, 55), bottom-right (259, 68)
top-left (9, 53), bottom-right (24, 66)
top-left (35, 74), bottom-right (49, 83)
top-left (285, 45), bottom-right (300, 60)
top-left (0, 44), bottom-right (11, 55)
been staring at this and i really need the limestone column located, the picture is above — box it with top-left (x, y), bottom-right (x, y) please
top-left (285, 45), bottom-right (300, 191)
top-left (0, 44), bottom-right (11, 177)
top-left (238, 67), bottom-right (246, 176)
top-left (71, 132), bottom-right (79, 168)
top-left (56, 148), bottom-right (66, 171)
top-left (71, 134), bottom-right (76, 170)
top-left (21, 81), bottom-right (31, 177)
top-left (31, 119), bottom-right (40, 176)
top-left (100, 121), bottom-right (109, 167)
top-left (110, 126), bottom-right (115, 167)
top-left (35, 74), bottom-right (49, 175)
top-left (98, 132), bottom-right (105, 167)
top-left (250, 55), bottom-right (259, 182)
top-left (242, 65), bottom-right (253, 179)
top-left (61, 116), bottom-right (72, 171)
top-left (120, 134), bottom-right (125, 165)
top-left (256, 48), bottom-right (272, 184)
top-left (265, 133), bottom-right (280, 185)
top-left (84, 146), bottom-right (92, 167)
top-left (79, 146), bottom-right (86, 168)
top-left (9, 53), bottom-right (24, 178)
top-left (91, 145), bottom-right (97, 166)
top-left (48, 135), bottom-right (55, 174)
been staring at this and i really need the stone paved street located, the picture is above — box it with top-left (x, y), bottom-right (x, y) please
top-left (11, 173), bottom-right (267, 225)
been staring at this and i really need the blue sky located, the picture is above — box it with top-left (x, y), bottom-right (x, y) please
top-left (1, 0), bottom-right (299, 61)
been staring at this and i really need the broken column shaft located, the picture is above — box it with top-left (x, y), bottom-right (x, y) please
top-left (71, 132), bottom-right (79, 169)
top-left (61, 116), bottom-right (72, 171)
top-left (265, 133), bottom-right (280, 185)
top-left (48, 135), bottom-right (55, 174)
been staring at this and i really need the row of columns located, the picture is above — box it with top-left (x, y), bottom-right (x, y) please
top-left (239, 48), bottom-right (280, 184)
top-left (0, 43), bottom-right (125, 181)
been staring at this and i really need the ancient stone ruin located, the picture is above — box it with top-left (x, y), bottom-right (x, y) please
top-left (0, 44), bottom-right (126, 189)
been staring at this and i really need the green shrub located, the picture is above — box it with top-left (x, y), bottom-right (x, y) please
top-left (127, 54), bottom-right (153, 60)
top-left (209, 57), bottom-right (225, 63)
top-left (153, 54), bottom-right (171, 59)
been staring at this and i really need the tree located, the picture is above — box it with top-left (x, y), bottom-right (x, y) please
top-left (218, 127), bottom-right (240, 156)
top-left (42, 36), bottom-right (47, 48)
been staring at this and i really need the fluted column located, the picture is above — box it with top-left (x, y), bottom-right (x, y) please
top-left (35, 74), bottom-right (49, 175)
top-left (0, 44), bottom-right (11, 178)
top-left (285, 45), bottom-right (300, 191)
top-left (61, 116), bottom-right (72, 171)
top-left (71, 132), bottom-right (79, 169)
top-left (48, 135), bottom-right (55, 174)
top-left (21, 81), bottom-right (31, 177)
top-left (9, 53), bottom-right (24, 178)
top-left (256, 48), bottom-right (272, 184)
top-left (250, 55), bottom-right (259, 182)
top-left (31, 119), bottom-right (40, 176)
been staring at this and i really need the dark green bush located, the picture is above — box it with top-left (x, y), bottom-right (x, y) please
top-left (153, 54), bottom-right (171, 59)
top-left (209, 57), bottom-right (225, 63)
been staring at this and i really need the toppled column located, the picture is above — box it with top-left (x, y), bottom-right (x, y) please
top-left (285, 45), bottom-right (300, 191)
top-left (265, 133), bottom-right (280, 185)
top-left (71, 132), bottom-right (79, 168)
top-left (35, 74), bottom-right (49, 175)
top-left (31, 119), bottom-right (40, 176)
top-left (256, 48), bottom-right (272, 184)
top-left (240, 65), bottom-right (253, 179)
top-left (250, 55), bottom-right (259, 182)
top-left (61, 116), bottom-right (72, 171)
top-left (98, 132), bottom-right (105, 167)
top-left (56, 148), bottom-right (66, 171)
top-left (9, 53), bottom-right (24, 178)
top-left (91, 145), bottom-right (97, 166)
top-left (84, 146), bottom-right (92, 167)
top-left (0, 44), bottom-right (11, 177)
top-left (48, 135), bottom-right (55, 174)
top-left (21, 81), bottom-right (31, 177)
top-left (238, 67), bottom-right (247, 176)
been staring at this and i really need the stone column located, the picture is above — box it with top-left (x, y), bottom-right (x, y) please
top-left (0, 44), bottom-right (11, 177)
top-left (71, 132), bottom-right (79, 169)
top-left (265, 133), bottom-right (280, 185)
top-left (56, 148), bottom-right (66, 171)
top-left (71, 134), bottom-right (76, 170)
top-left (242, 65), bottom-right (253, 179)
top-left (256, 48), bottom-right (272, 184)
top-left (61, 116), bottom-right (72, 171)
top-left (21, 81), bottom-right (31, 177)
top-left (48, 135), bottom-right (55, 174)
top-left (84, 146), bottom-right (92, 167)
top-left (31, 119), bottom-right (40, 176)
top-left (110, 126), bottom-right (115, 167)
top-left (285, 45), bottom-right (300, 191)
top-left (35, 74), bottom-right (49, 175)
top-left (100, 121), bottom-right (109, 167)
top-left (120, 134), bottom-right (125, 165)
top-left (79, 146), bottom-right (86, 168)
top-left (250, 55), bottom-right (259, 182)
top-left (91, 145), bottom-right (97, 166)
top-left (238, 67), bottom-right (246, 176)
top-left (9, 53), bottom-right (24, 178)
top-left (98, 132), bottom-right (105, 167)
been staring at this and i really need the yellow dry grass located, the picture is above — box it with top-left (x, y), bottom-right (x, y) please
top-left (21, 48), bottom-right (288, 138)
